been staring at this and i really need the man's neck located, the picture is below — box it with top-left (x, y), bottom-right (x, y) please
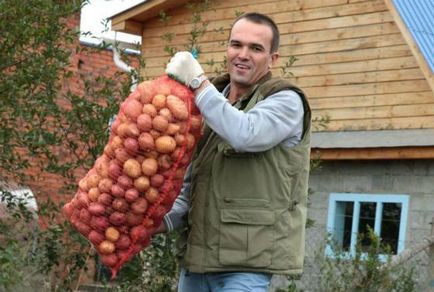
top-left (227, 85), bottom-right (250, 104)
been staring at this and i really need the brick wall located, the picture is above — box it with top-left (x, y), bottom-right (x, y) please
top-left (19, 12), bottom-right (139, 218)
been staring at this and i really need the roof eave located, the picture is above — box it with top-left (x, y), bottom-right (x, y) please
top-left (109, 0), bottom-right (189, 36)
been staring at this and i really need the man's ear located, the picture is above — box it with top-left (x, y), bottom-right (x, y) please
top-left (269, 52), bottom-right (279, 69)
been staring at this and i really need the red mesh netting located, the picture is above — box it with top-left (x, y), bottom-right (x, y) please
top-left (62, 75), bottom-right (202, 278)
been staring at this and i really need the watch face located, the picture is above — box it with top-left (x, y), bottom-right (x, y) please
top-left (191, 79), bottom-right (200, 89)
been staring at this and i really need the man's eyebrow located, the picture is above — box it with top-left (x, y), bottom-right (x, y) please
top-left (229, 40), bottom-right (265, 49)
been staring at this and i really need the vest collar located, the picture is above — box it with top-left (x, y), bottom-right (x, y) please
top-left (211, 72), bottom-right (273, 104)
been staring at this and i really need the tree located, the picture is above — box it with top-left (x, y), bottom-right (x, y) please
top-left (0, 0), bottom-right (137, 290)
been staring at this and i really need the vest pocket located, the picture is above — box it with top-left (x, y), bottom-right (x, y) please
top-left (218, 208), bottom-right (274, 268)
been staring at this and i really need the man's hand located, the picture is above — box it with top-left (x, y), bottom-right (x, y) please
top-left (165, 51), bottom-right (204, 86)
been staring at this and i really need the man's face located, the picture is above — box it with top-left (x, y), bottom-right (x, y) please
top-left (227, 18), bottom-right (279, 88)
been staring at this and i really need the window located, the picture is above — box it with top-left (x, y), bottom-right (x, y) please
top-left (326, 193), bottom-right (409, 257)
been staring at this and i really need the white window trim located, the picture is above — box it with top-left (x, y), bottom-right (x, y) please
top-left (326, 193), bottom-right (409, 259)
top-left (0, 187), bottom-right (38, 216)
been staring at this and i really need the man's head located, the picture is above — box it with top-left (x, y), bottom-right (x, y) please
top-left (227, 13), bottom-right (280, 89)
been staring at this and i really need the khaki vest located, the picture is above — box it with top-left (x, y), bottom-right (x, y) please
top-left (181, 73), bottom-right (311, 275)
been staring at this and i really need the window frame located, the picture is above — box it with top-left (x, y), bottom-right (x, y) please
top-left (326, 193), bottom-right (409, 259)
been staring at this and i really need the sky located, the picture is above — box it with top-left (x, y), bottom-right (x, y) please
top-left (80, 0), bottom-right (144, 46)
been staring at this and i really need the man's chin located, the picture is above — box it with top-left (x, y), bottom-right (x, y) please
top-left (230, 75), bottom-right (252, 87)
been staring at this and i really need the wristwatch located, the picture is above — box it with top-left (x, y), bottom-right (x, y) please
top-left (189, 74), bottom-right (208, 90)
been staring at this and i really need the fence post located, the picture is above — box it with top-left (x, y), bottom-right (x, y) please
top-left (429, 217), bottom-right (434, 291)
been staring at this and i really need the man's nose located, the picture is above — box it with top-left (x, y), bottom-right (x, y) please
top-left (238, 46), bottom-right (250, 60)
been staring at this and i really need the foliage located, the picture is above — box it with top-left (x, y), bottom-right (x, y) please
top-left (107, 233), bottom-right (180, 292)
top-left (314, 227), bottom-right (416, 292)
top-left (277, 228), bottom-right (417, 292)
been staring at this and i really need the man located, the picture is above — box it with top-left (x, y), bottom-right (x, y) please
top-left (159, 12), bottom-right (311, 291)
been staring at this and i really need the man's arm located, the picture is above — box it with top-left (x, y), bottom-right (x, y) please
top-left (195, 85), bottom-right (304, 152)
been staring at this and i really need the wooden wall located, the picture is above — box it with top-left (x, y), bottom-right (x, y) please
top-left (137, 0), bottom-right (434, 133)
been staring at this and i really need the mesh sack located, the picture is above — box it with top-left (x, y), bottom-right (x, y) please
top-left (62, 75), bottom-right (202, 278)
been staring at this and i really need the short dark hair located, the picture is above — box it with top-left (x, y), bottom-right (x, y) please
top-left (231, 12), bottom-right (280, 53)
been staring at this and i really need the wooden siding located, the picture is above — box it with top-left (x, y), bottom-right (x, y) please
top-left (131, 0), bottom-right (434, 133)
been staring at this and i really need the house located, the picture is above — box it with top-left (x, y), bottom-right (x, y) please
top-left (110, 0), bottom-right (434, 289)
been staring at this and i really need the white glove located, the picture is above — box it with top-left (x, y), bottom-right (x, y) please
top-left (165, 51), bottom-right (204, 86)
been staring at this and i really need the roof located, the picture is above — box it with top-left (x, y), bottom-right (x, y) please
top-left (386, 0), bottom-right (434, 92)
top-left (109, 0), bottom-right (190, 36)
top-left (393, 0), bottom-right (434, 72)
